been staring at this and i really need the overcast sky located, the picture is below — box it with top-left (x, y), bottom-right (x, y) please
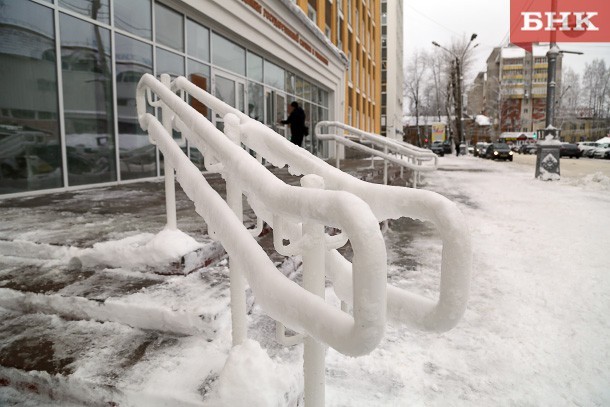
top-left (403, 0), bottom-right (610, 80)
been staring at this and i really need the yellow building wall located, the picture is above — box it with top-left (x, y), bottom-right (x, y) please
top-left (298, 0), bottom-right (381, 134)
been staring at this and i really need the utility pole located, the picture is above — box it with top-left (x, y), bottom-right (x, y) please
top-left (455, 58), bottom-right (465, 146)
top-left (432, 33), bottom-right (477, 155)
top-left (535, 0), bottom-right (582, 180)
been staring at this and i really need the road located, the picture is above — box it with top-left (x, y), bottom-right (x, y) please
top-left (506, 153), bottom-right (610, 179)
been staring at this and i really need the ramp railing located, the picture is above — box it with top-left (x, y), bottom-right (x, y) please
top-left (137, 74), bottom-right (387, 406)
top-left (315, 121), bottom-right (438, 188)
top-left (171, 75), bottom-right (471, 334)
top-left (139, 74), bottom-right (472, 405)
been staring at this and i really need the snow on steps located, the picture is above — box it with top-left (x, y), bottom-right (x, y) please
top-left (0, 307), bottom-right (223, 406)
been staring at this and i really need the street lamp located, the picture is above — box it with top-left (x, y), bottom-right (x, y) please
top-left (432, 33), bottom-right (478, 154)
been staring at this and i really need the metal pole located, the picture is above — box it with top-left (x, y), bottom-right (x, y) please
top-left (160, 74), bottom-right (177, 230)
top-left (456, 58), bottom-right (465, 148)
top-left (300, 174), bottom-right (327, 407)
top-left (225, 114), bottom-right (247, 345)
top-left (383, 145), bottom-right (388, 185)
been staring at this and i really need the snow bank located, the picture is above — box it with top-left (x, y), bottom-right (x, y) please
top-left (208, 339), bottom-right (301, 406)
top-left (77, 228), bottom-right (202, 269)
top-left (564, 172), bottom-right (610, 191)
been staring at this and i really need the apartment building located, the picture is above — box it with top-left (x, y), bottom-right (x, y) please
top-left (379, 0), bottom-right (404, 139)
top-left (469, 44), bottom-right (562, 135)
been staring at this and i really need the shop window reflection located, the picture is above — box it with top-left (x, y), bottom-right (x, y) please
top-left (116, 34), bottom-right (155, 180)
top-left (59, 0), bottom-right (110, 24)
top-left (60, 13), bottom-right (116, 186)
top-left (0, 1), bottom-right (62, 193)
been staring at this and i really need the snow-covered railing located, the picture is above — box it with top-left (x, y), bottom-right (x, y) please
top-left (315, 121), bottom-right (438, 188)
top-left (171, 75), bottom-right (471, 335)
top-left (137, 74), bottom-right (388, 405)
top-left (144, 74), bottom-right (471, 405)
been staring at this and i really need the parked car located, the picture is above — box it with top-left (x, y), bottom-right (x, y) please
top-left (518, 143), bottom-right (538, 154)
top-left (577, 141), bottom-right (598, 157)
top-left (474, 142), bottom-right (489, 157)
top-left (592, 143), bottom-right (610, 159)
top-left (484, 143), bottom-right (513, 161)
top-left (430, 142), bottom-right (445, 157)
top-left (559, 143), bottom-right (582, 158)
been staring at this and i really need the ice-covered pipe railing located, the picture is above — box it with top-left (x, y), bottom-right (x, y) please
top-left (136, 73), bottom-right (388, 356)
top-left (170, 75), bottom-right (471, 332)
top-left (316, 132), bottom-right (432, 173)
top-left (315, 121), bottom-right (438, 168)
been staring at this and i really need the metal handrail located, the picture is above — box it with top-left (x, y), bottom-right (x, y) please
top-left (315, 121), bottom-right (437, 187)
top-left (171, 75), bottom-right (472, 334)
top-left (136, 74), bottom-right (388, 357)
top-left (317, 120), bottom-right (437, 165)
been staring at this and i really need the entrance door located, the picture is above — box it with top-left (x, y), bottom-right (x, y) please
top-left (212, 72), bottom-right (245, 131)
top-left (265, 89), bottom-right (286, 139)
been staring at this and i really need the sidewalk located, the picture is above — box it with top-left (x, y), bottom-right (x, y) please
top-left (0, 158), bottom-right (413, 405)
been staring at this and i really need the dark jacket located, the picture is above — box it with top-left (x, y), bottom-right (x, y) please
top-left (281, 106), bottom-right (306, 146)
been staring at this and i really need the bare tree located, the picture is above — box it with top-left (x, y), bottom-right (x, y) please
top-left (404, 49), bottom-right (429, 146)
top-left (582, 59), bottom-right (610, 118)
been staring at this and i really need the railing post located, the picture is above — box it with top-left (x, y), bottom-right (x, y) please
top-left (160, 74), bottom-right (177, 230)
top-left (300, 174), bottom-right (327, 407)
top-left (224, 113), bottom-right (247, 346)
top-left (383, 145), bottom-right (388, 185)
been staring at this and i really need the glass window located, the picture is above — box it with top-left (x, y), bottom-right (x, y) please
top-left (247, 81), bottom-right (264, 122)
top-left (296, 76), bottom-right (304, 98)
top-left (285, 71), bottom-right (296, 95)
top-left (264, 60), bottom-right (284, 90)
top-left (187, 19), bottom-right (209, 62)
top-left (212, 33), bottom-right (245, 76)
top-left (60, 13), bottom-right (116, 186)
top-left (156, 48), bottom-right (184, 78)
top-left (247, 52), bottom-right (263, 82)
top-left (0, 1), bottom-right (62, 193)
top-left (319, 88), bottom-right (328, 106)
top-left (115, 34), bottom-right (155, 181)
top-left (215, 76), bottom-right (236, 108)
top-left (155, 3), bottom-right (184, 52)
top-left (302, 80), bottom-right (312, 102)
top-left (59, 0), bottom-right (110, 23)
top-left (114, 0), bottom-right (151, 39)
top-left (187, 59), bottom-right (210, 170)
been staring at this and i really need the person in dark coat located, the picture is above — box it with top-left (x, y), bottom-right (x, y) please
top-left (280, 101), bottom-right (306, 147)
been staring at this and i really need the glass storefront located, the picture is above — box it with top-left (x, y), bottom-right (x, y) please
top-left (0, 0), bottom-right (330, 196)
top-left (0, 1), bottom-right (62, 194)
top-left (60, 13), bottom-right (116, 186)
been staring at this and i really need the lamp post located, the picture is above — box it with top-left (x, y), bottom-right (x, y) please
top-left (535, 0), bottom-right (582, 180)
top-left (432, 34), bottom-right (478, 154)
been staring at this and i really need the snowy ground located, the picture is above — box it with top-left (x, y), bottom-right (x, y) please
top-left (322, 156), bottom-right (610, 406)
top-left (1, 156), bottom-right (609, 406)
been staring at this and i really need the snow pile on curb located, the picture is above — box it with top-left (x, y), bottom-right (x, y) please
top-left (565, 172), bottom-right (610, 191)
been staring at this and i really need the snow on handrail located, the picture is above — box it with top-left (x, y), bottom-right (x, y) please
top-left (316, 120), bottom-right (438, 170)
top-left (171, 75), bottom-right (472, 333)
top-left (136, 73), bottom-right (387, 356)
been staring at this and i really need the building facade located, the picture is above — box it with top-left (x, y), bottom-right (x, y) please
top-left (0, 0), bottom-right (381, 197)
top-left (380, 0), bottom-right (403, 140)
top-left (469, 44), bottom-right (562, 137)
